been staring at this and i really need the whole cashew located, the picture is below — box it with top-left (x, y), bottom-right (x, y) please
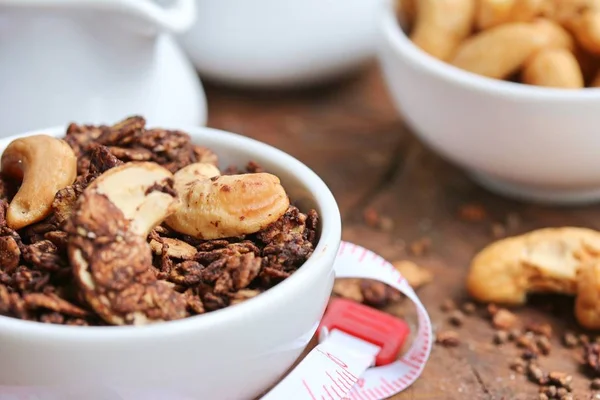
top-left (166, 172), bottom-right (290, 240)
top-left (410, 0), bottom-right (476, 61)
top-left (450, 20), bottom-right (572, 79)
top-left (173, 162), bottom-right (221, 193)
top-left (1, 135), bottom-right (77, 230)
top-left (522, 48), bottom-right (584, 88)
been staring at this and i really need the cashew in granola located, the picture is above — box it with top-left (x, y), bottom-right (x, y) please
top-left (467, 227), bottom-right (600, 305)
top-left (410, 0), bottom-right (477, 61)
top-left (173, 162), bottom-right (221, 193)
top-left (166, 173), bottom-right (290, 240)
top-left (66, 162), bottom-right (187, 325)
top-left (1, 135), bottom-right (77, 230)
top-left (85, 162), bottom-right (179, 237)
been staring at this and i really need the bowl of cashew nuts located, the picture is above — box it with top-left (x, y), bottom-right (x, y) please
top-left (0, 119), bottom-right (341, 400)
top-left (378, 0), bottom-right (600, 205)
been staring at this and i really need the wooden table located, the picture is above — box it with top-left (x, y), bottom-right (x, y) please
top-left (204, 64), bottom-right (599, 400)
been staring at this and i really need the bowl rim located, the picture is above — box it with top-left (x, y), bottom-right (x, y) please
top-left (380, 0), bottom-right (600, 101)
top-left (0, 124), bottom-right (342, 340)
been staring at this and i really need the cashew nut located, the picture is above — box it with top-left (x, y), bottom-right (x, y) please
top-left (85, 161), bottom-right (179, 237)
top-left (450, 20), bottom-right (572, 79)
top-left (410, 0), bottom-right (476, 61)
top-left (173, 162), bottom-right (221, 193)
top-left (476, 0), bottom-right (516, 30)
top-left (1, 135), bottom-right (77, 230)
top-left (592, 70), bottom-right (600, 86)
top-left (67, 162), bottom-right (187, 325)
top-left (568, 9), bottom-right (600, 55)
top-left (467, 227), bottom-right (600, 305)
top-left (522, 48), bottom-right (584, 88)
top-left (165, 173), bottom-right (290, 240)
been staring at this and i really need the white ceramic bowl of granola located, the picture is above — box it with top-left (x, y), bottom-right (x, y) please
top-left (0, 125), bottom-right (341, 400)
top-left (378, 0), bottom-right (600, 205)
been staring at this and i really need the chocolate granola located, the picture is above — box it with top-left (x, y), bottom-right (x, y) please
top-left (0, 116), bottom-right (320, 326)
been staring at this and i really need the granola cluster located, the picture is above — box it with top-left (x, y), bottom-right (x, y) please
top-left (0, 116), bottom-right (319, 326)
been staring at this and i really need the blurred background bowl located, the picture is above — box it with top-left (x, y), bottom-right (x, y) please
top-left (377, 0), bottom-right (600, 206)
top-left (178, 0), bottom-right (384, 88)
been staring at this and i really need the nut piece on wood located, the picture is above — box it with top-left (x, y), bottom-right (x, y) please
top-left (66, 162), bottom-right (186, 326)
top-left (467, 227), bottom-right (600, 305)
top-left (166, 173), bottom-right (290, 240)
top-left (1, 135), bottom-right (77, 230)
top-left (85, 162), bottom-right (179, 237)
top-left (574, 251), bottom-right (600, 330)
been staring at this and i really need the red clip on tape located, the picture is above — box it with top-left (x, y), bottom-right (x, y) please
top-left (319, 298), bottom-right (410, 367)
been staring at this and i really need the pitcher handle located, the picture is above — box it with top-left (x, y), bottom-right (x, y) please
top-left (1, 0), bottom-right (196, 34)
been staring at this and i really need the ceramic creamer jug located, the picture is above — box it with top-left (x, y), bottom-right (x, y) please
top-left (0, 0), bottom-right (207, 137)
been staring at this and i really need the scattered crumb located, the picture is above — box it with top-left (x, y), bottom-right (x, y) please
top-left (378, 216), bottom-right (395, 232)
top-left (363, 207), bottom-right (379, 228)
top-left (435, 330), bottom-right (460, 347)
top-left (458, 203), bottom-right (487, 222)
top-left (487, 304), bottom-right (499, 316)
top-left (409, 237), bottom-right (431, 256)
top-left (392, 260), bottom-right (433, 289)
top-left (591, 378), bottom-right (600, 390)
top-left (509, 358), bottom-right (526, 373)
top-left (440, 299), bottom-right (456, 313)
top-left (448, 310), bottom-right (464, 327)
top-left (493, 309), bottom-right (518, 330)
top-left (491, 223), bottom-right (507, 238)
top-left (563, 332), bottom-right (578, 349)
top-left (526, 322), bottom-right (553, 338)
top-left (462, 302), bottom-right (476, 315)
top-left (494, 330), bottom-right (509, 345)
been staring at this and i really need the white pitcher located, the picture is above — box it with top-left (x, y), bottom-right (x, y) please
top-left (0, 0), bottom-right (206, 137)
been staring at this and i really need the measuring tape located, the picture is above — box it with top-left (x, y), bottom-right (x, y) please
top-left (0, 241), bottom-right (432, 400)
top-left (261, 241), bottom-right (433, 400)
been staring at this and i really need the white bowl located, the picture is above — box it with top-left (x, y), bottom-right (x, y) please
top-left (378, 0), bottom-right (600, 205)
top-left (0, 125), bottom-right (341, 400)
top-left (177, 0), bottom-right (383, 88)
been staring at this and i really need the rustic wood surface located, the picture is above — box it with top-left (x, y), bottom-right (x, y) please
top-left (204, 63), bottom-right (600, 400)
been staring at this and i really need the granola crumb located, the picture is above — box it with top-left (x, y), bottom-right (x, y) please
top-left (458, 203), bottom-right (487, 222)
top-left (487, 303), bottom-right (499, 316)
top-left (580, 334), bottom-right (591, 346)
top-left (462, 302), bottom-right (476, 315)
top-left (409, 237), bottom-right (431, 256)
top-left (563, 332), bottom-right (578, 349)
top-left (508, 329), bottom-right (522, 341)
top-left (509, 358), bottom-right (526, 373)
top-left (526, 322), bottom-right (553, 338)
top-left (440, 298), bottom-right (456, 313)
top-left (492, 308), bottom-right (518, 330)
top-left (435, 330), bottom-right (460, 347)
top-left (538, 394), bottom-right (548, 400)
top-left (537, 336), bottom-right (552, 355)
top-left (448, 310), bottom-right (464, 327)
top-left (378, 216), bottom-right (395, 232)
top-left (591, 378), bottom-right (600, 390)
top-left (490, 223), bottom-right (506, 239)
top-left (527, 363), bottom-right (548, 385)
top-left (363, 207), bottom-right (379, 228)
top-left (494, 330), bottom-right (509, 345)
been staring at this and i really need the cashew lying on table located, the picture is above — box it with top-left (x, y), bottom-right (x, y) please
top-left (467, 227), bottom-right (600, 306)
top-left (522, 48), bottom-right (585, 88)
top-left (165, 172), bottom-right (290, 240)
top-left (410, 0), bottom-right (477, 61)
top-left (67, 162), bottom-right (187, 325)
top-left (450, 20), bottom-right (572, 79)
top-left (1, 135), bottom-right (77, 230)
